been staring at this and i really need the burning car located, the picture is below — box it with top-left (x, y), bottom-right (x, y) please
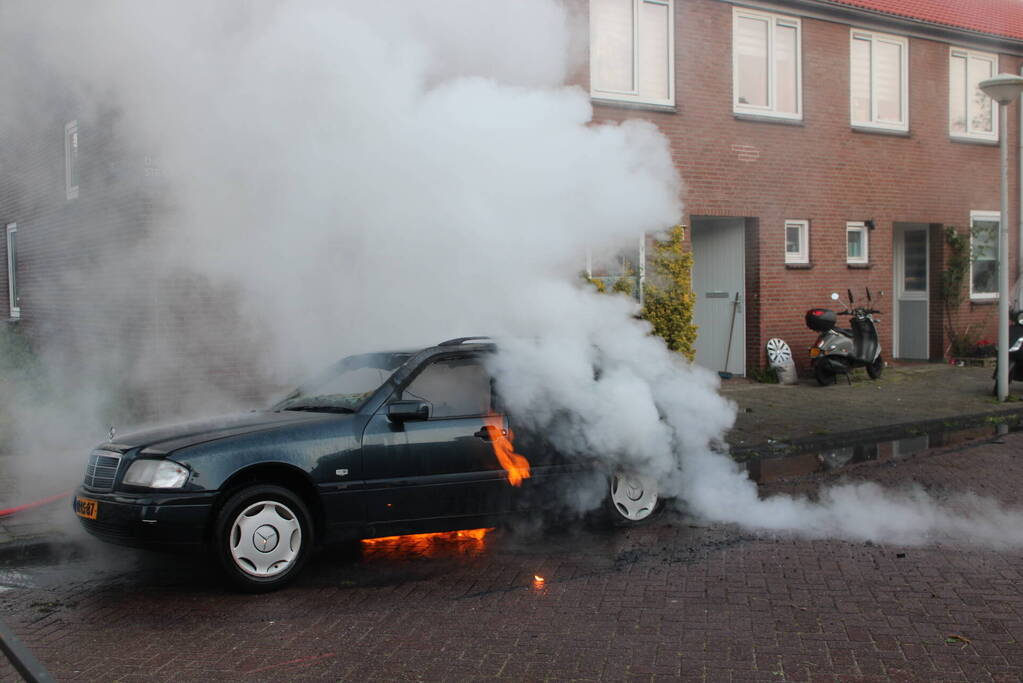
top-left (74, 337), bottom-right (662, 591)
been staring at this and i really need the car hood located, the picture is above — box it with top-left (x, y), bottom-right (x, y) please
top-left (102, 410), bottom-right (344, 455)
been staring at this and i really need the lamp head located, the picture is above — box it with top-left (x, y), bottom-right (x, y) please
top-left (979, 73), bottom-right (1023, 105)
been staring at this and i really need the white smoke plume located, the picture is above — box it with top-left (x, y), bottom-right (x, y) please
top-left (1, 1), bottom-right (1021, 552)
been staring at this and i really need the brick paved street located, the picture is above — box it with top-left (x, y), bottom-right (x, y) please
top-left (4, 431), bottom-right (1023, 681)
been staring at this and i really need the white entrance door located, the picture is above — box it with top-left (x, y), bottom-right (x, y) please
top-left (691, 218), bottom-right (745, 375)
top-left (894, 224), bottom-right (929, 359)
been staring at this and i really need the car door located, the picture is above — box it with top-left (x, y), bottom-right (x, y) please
top-left (363, 354), bottom-right (515, 525)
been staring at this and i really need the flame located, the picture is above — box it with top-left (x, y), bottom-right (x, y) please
top-left (483, 415), bottom-right (531, 486)
top-left (361, 527), bottom-right (492, 549)
top-left (533, 575), bottom-right (545, 584)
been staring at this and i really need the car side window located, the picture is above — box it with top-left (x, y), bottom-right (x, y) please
top-left (402, 357), bottom-right (492, 419)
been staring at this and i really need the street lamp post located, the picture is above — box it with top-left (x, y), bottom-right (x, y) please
top-left (979, 73), bottom-right (1023, 402)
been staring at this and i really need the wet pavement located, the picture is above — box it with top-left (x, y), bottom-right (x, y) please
top-left (721, 363), bottom-right (1021, 460)
top-left (4, 363), bottom-right (1023, 679)
top-left (3, 429), bottom-right (1023, 680)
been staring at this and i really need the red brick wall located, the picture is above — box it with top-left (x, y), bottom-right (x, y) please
top-left (0, 103), bottom-right (271, 418)
top-left (586, 0), bottom-right (1023, 373)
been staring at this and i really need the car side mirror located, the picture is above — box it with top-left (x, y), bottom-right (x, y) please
top-left (387, 400), bottom-right (430, 422)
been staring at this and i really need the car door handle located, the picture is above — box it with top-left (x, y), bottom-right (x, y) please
top-left (474, 427), bottom-right (507, 441)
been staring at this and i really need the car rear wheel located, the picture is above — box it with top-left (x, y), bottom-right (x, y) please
top-left (214, 484), bottom-right (313, 593)
top-left (605, 471), bottom-right (661, 526)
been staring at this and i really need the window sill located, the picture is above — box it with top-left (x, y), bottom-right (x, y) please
top-left (785, 262), bottom-right (813, 269)
top-left (851, 125), bottom-right (910, 137)
top-left (970, 297), bottom-right (998, 304)
top-left (591, 97), bottom-right (677, 115)
top-left (847, 262), bottom-right (872, 269)
top-left (733, 112), bottom-right (804, 126)
top-left (950, 135), bottom-right (998, 147)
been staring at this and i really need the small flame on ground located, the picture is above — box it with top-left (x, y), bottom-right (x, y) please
top-left (484, 415), bottom-right (531, 486)
top-left (533, 575), bottom-right (545, 584)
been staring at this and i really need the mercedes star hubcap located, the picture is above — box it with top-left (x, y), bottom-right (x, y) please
top-left (229, 501), bottom-right (302, 577)
top-left (611, 472), bottom-right (659, 521)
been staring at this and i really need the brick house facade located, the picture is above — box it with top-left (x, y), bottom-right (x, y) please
top-left (586, 0), bottom-right (1023, 375)
top-left (0, 100), bottom-right (266, 415)
top-left (3, 1), bottom-right (1022, 392)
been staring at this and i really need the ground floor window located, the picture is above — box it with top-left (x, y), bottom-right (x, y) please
top-left (846, 221), bottom-right (868, 264)
top-left (586, 235), bottom-right (646, 302)
top-left (6, 223), bottom-right (18, 319)
top-left (784, 219), bottom-right (808, 264)
top-left (970, 210), bottom-right (999, 299)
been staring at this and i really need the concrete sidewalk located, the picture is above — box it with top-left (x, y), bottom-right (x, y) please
top-left (1, 362), bottom-right (1020, 556)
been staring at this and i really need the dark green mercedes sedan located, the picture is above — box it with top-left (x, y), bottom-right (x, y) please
top-left (74, 338), bottom-right (663, 591)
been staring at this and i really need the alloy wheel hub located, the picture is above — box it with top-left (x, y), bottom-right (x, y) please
top-left (229, 500), bottom-right (301, 577)
top-left (611, 472), bottom-right (659, 521)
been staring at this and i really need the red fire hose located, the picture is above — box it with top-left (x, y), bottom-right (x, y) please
top-left (0, 491), bottom-right (73, 518)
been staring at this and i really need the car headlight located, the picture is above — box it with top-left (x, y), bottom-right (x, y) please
top-left (122, 459), bottom-right (190, 488)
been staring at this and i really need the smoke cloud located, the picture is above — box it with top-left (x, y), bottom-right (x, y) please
top-left (1, 1), bottom-right (1021, 552)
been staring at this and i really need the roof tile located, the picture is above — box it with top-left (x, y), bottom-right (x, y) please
top-left (825, 0), bottom-right (1023, 42)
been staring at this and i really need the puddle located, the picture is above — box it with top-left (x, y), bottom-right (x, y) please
top-left (744, 415), bottom-right (1021, 482)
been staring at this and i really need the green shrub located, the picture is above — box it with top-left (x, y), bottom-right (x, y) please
top-left (641, 225), bottom-right (697, 361)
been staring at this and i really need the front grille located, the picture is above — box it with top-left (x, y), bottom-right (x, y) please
top-left (83, 451), bottom-right (122, 491)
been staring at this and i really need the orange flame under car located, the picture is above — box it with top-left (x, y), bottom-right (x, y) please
top-left (360, 528), bottom-right (493, 558)
top-left (483, 416), bottom-right (531, 486)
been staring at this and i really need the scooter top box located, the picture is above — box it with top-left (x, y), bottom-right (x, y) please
top-left (805, 308), bottom-right (837, 332)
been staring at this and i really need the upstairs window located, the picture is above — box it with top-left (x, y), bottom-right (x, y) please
top-left (784, 220), bottom-right (809, 264)
top-left (65, 121), bottom-right (79, 200)
top-left (970, 211), bottom-right (999, 299)
top-left (850, 30), bottom-right (908, 132)
top-left (590, 0), bottom-right (675, 107)
top-left (733, 8), bottom-right (801, 120)
top-left (949, 48), bottom-right (998, 141)
top-left (6, 223), bottom-right (18, 320)
top-left (846, 222), bottom-right (868, 264)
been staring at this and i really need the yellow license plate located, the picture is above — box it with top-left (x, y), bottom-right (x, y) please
top-left (809, 347), bottom-right (821, 358)
top-left (74, 496), bottom-right (98, 520)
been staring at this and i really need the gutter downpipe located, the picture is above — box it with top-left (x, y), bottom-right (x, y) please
top-left (1019, 64), bottom-right (1023, 305)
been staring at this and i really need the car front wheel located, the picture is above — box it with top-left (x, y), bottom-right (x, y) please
top-left (214, 484), bottom-right (313, 592)
top-left (605, 471), bottom-right (661, 526)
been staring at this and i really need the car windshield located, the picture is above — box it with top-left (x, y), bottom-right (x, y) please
top-left (274, 352), bottom-right (412, 414)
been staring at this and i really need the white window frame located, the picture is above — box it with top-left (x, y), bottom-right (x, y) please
top-left (849, 29), bottom-right (909, 132)
top-left (846, 221), bottom-right (869, 264)
top-left (970, 210), bottom-right (1000, 300)
top-left (949, 47), bottom-right (999, 142)
top-left (732, 7), bottom-right (802, 121)
top-left (589, 0), bottom-right (676, 107)
top-left (6, 223), bottom-right (18, 320)
top-left (65, 120), bottom-right (79, 200)
top-left (784, 219), bottom-right (809, 264)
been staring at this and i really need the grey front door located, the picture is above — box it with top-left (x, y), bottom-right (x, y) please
top-left (894, 224), bottom-right (929, 359)
top-left (691, 218), bottom-right (746, 375)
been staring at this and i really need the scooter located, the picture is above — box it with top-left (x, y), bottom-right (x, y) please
top-left (805, 289), bottom-right (883, 386)
top-left (992, 310), bottom-right (1023, 395)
